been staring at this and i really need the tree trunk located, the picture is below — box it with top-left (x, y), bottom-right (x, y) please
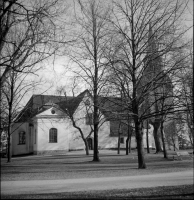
top-left (84, 138), bottom-right (89, 155)
top-left (7, 104), bottom-right (12, 163)
top-left (92, 1), bottom-right (100, 162)
top-left (153, 123), bottom-right (162, 153)
top-left (173, 142), bottom-right (176, 151)
top-left (7, 127), bottom-right (11, 163)
top-left (93, 84), bottom-right (99, 161)
top-left (128, 135), bottom-right (132, 153)
top-left (189, 134), bottom-right (194, 148)
top-left (181, 132), bottom-right (184, 149)
top-left (170, 136), bottom-right (176, 151)
top-left (146, 121), bottom-right (150, 154)
top-left (126, 138), bottom-right (129, 155)
top-left (135, 123), bottom-right (146, 169)
top-left (160, 121), bottom-right (167, 158)
top-left (93, 123), bottom-right (99, 161)
top-left (126, 121), bottom-right (132, 154)
top-left (93, 95), bottom-right (100, 161)
top-left (188, 127), bottom-right (193, 148)
top-left (118, 132), bottom-right (120, 154)
top-left (72, 121), bottom-right (89, 156)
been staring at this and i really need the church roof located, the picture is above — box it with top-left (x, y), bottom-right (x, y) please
top-left (15, 90), bottom-right (132, 123)
top-left (98, 96), bottom-right (132, 121)
top-left (56, 90), bottom-right (90, 116)
top-left (15, 94), bottom-right (73, 122)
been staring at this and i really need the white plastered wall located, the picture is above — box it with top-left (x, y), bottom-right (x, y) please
top-left (34, 107), bottom-right (69, 153)
top-left (68, 96), bottom-right (94, 150)
top-left (68, 94), bottom-right (138, 150)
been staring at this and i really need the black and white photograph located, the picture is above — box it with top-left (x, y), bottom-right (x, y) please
top-left (1, 0), bottom-right (193, 199)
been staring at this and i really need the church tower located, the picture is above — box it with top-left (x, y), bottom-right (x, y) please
top-left (141, 24), bottom-right (179, 151)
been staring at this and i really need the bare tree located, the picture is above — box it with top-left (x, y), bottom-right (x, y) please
top-left (56, 87), bottom-right (94, 155)
top-left (177, 68), bottom-right (193, 147)
top-left (157, 80), bottom-right (175, 157)
top-left (145, 120), bottom-right (150, 153)
top-left (1, 69), bottom-right (41, 162)
top-left (105, 0), bottom-right (189, 168)
top-left (0, 1), bottom-right (70, 157)
top-left (0, 0), bottom-right (69, 87)
top-left (67, 0), bottom-right (112, 161)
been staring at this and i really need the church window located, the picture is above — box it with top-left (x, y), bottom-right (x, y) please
top-left (19, 131), bottom-right (26, 144)
top-left (49, 128), bottom-right (57, 143)
top-left (85, 113), bottom-right (93, 125)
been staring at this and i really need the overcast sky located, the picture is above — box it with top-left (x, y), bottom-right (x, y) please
top-left (21, 0), bottom-right (193, 107)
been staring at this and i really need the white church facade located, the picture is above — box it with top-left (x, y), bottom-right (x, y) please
top-left (11, 90), bottom-right (155, 156)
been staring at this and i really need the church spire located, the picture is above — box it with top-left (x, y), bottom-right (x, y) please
top-left (147, 23), bottom-right (157, 56)
top-left (145, 23), bottom-right (163, 78)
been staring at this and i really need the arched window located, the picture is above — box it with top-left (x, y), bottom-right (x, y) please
top-left (19, 131), bottom-right (26, 144)
top-left (49, 128), bottom-right (57, 143)
top-left (85, 113), bottom-right (93, 125)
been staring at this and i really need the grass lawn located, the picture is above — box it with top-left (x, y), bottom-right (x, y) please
top-left (1, 149), bottom-right (193, 199)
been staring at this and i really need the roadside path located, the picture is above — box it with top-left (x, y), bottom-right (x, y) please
top-left (1, 170), bottom-right (193, 195)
